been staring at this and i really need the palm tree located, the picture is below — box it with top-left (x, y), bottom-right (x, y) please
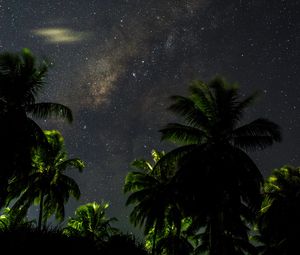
top-left (7, 130), bottom-right (84, 230)
top-left (0, 48), bottom-right (73, 206)
top-left (63, 201), bottom-right (118, 244)
top-left (124, 149), bottom-right (183, 255)
top-left (256, 165), bottom-right (300, 254)
top-left (158, 77), bottom-right (281, 254)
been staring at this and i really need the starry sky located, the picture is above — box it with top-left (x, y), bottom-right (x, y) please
top-left (0, 0), bottom-right (299, 232)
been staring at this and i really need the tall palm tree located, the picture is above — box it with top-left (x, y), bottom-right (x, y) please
top-left (256, 165), bottom-right (300, 255)
top-left (124, 149), bottom-right (182, 255)
top-left (0, 48), bottom-right (73, 206)
top-left (0, 49), bottom-right (72, 207)
top-left (158, 77), bottom-right (281, 254)
top-left (63, 201), bottom-right (118, 243)
top-left (7, 130), bottom-right (84, 230)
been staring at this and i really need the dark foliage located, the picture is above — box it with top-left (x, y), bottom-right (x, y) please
top-left (0, 226), bottom-right (97, 254)
top-left (100, 233), bottom-right (149, 255)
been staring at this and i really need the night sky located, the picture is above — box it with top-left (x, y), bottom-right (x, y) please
top-left (0, 0), bottom-right (299, 232)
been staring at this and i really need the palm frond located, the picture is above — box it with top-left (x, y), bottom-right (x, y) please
top-left (0, 49), bottom-right (48, 104)
top-left (21, 48), bottom-right (35, 67)
top-left (236, 91), bottom-right (259, 112)
top-left (0, 51), bottom-right (19, 75)
top-left (131, 159), bottom-right (152, 171)
top-left (160, 123), bottom-right (207, 145)
top-left (58, 175), bottom-right (81, 200)
top-left (151, 149), bottom-right (165, 164)
top-left (125, 188), bottom-right (158, 206)
top-left (27, 102), bottom-right (73, 123)
top-left (153, 144), bottom-right (197, 174)
top-left (232, 118), bottom-right (282, 151)
top-left (168, 95), bottom-right (210, 129)
top-left (25, 117), bottom-right (48, 146)
top-left (209, 78), bottom-right (246, 130)
top-left (57, 158), bottom-right (85, 172)
top-left (124, 171), bottom-right (158, 193)
top-left (189, 80), bottom-right (216, 121)
top-left (20, 49), bottom-right (49, 96)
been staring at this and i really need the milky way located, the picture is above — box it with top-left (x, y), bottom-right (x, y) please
top-left (0, 0), bottom-right (299, 232)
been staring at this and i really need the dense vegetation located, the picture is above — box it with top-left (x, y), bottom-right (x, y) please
top-left (0, 49), bottom-right (298, 255)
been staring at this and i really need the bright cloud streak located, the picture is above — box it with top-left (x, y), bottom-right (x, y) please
top-left (32, 28), bottom-right (90, 43)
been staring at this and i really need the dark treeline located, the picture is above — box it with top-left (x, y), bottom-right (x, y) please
top-left (0, 49), bottom-right (298, 255)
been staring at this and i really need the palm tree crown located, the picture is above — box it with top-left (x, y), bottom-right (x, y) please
top-left (7, 130), bottom-right (84, 230)
top-left (0, 48), bottom-right (72, 121)
top-left (63, 201), bottom-right (118, 242)
top-left (159, 77), bottom-right (281, 254)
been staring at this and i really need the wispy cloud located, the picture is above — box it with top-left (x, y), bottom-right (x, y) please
top-left (32, 27), bottom-right (90, 43)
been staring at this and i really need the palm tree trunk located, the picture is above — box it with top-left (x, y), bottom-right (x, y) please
top-left (152, 224), bottom-right (157, 255)
top-left (174, 221), bottom-right (182, 255)
top-left (209, 217), bottom-right (218, 255)
top-left (210, 210), bottom-right (225, 255)
top-left (38, 191), bottom-right (44, 231)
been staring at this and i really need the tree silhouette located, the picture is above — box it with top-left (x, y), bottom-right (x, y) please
top-left (158, 78), bottom-right (281, 254)
top-left (256, 165), bottom-right (300, 254)
top-left (0, 48), bottom-right (73, 206)
top-left (63, 201), bottom-right (118, 246)
top-left (7, 130), bottom-right (84, 230)
top-left (124, 149), bottom-right (182, 255)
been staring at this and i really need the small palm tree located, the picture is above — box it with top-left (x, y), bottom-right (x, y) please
top-left (63, 201), bottom-right (118, 243)
top-left (0, 48), bottom-right (73, 206)
top-left (158, 77), bottom-right (281, 254)
top-left (124, 149), bottom-right (182, 255)
top-left (146, 217), bottom-right (194, 255)
top-left (7, 130), bottom-right (84, 230)
top-left (256, 165), bottom-right (300, 254)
